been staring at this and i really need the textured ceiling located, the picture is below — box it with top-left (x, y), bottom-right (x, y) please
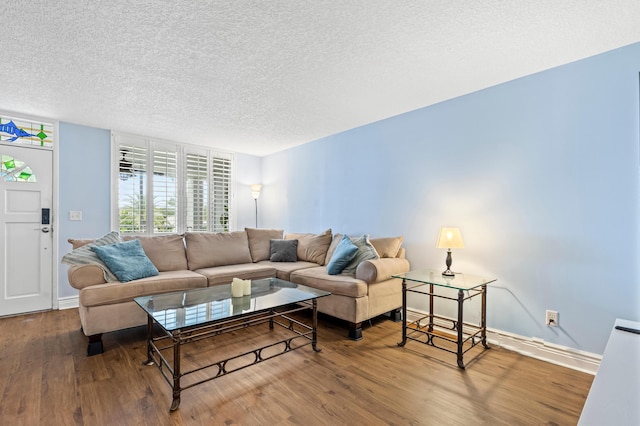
top-left (3, 1), bottom-right (640, 156)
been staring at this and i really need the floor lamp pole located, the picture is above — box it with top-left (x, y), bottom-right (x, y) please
top-left (254, 198), bottom-right (258, 228)
top-left (250, 184), bottom-right (262, 229)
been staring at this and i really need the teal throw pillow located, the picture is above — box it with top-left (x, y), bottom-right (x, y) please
top-left (327, 235), bottom-right (358, 275)
top-left (91, 239), bottom-right (159, 282)
top-left (341, 234), bottom-right (380, 275)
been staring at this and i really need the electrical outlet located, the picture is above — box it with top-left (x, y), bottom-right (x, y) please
top-left (546, 310), bottom-right (559, 327)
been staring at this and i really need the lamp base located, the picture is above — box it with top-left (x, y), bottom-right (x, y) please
top-left (442, 249), bottom-right (455, 277)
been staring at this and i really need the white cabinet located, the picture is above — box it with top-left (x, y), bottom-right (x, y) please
top-left (578, 319), bottom-right (640, 425)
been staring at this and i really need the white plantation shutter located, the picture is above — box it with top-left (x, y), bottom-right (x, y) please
top-left (151, 147), bottom-right (178, 233)
top-left (185, 152), bottom-right (208, 232)
top-left (113, 133), bottom-right (233, 235)
top-left (211, 156), bottom-right (232, 232)
top-left (117, 142), bottom-right (148, 233)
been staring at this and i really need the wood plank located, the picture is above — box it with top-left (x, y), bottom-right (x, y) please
top-left (0, 313), bottom-right (44, 425)
top-left (0, 309), bottom-right (593, 425)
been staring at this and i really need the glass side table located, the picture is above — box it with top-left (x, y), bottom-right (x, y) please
top-left (393, 269), bottom-right (496, 369)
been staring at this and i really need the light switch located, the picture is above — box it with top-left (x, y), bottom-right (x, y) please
top-left (69, 211), bottom-right (82, 221)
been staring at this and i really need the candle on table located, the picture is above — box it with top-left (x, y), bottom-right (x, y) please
top-left (231, 278), bottom-right (243, 297)
top-left (242, 279), bottom-right (251, 296)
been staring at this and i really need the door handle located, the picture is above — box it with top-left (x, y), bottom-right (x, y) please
top-left (41, 227), bottom-right (50, 233)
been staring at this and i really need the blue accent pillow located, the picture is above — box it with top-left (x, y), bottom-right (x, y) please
top-left (91, 239), bottom-right (159, 282)
top-left (327, 235), bottom-right (359, 275)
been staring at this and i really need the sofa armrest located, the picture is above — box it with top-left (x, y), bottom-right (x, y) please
top-left (67, 265), bottom-right (108, 290)
top-left (356, 258), bottom-right (411, 284)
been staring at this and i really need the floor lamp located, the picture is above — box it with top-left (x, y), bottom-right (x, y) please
top-left (250, 184), bottom-right (262, 228)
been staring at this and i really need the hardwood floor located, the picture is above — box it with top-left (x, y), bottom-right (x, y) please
top-left (0, 309), bottom-right (593, 425)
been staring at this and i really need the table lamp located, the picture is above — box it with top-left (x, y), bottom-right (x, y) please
top-left (436, 227), bottom-right (464, 276)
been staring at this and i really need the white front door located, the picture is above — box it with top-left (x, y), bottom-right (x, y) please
top-left (0, 144), bottom-right (53, 316)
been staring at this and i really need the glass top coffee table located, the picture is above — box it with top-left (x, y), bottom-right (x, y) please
top-left (135, 278), bottom-right (330, 411)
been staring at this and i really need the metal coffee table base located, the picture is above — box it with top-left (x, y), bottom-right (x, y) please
top-left (143, 300), bottom-right (321, 411)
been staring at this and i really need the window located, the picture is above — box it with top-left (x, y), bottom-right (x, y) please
top-left (211, 156), bottom-right (232, 232)
top-left (185, 152), bottom-right (208, 232)
top-left (152, 147), bottom-right (178, 233)
top-left (1, 154), bottom-right (37, 182)
top-left (117, 142), bottom-right (147, 233)
top-left (113, 133), bottom-right (233, 235)
top-left (0, 114), bottom-right (53, 148)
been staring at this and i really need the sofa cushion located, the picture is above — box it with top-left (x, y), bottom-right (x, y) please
top-left (245, 228), bottom-right (284, 262)
top-left (257, 260), bottom-right (319, 281)
top-left (291, 266), bottom-right (367, 298)
top-left (341, 235), bottom-right (380, 276)
top-left (67, 265), bottom-right (107, 290)
top-left (270, 239), bottom-right (298, 262)
top-left (355, 257), bottom-right (411, 284)
top-left (62, 231), bottom-right (121, 282)
top-left (185, 231), bottom-right (253, 270)
top-left (123, 234), bottom-right (188, 271)
top-left (370, 236), bottom-right (404, 258)
top-left (195, 263), bottom-right (276, 286)
top-left (91, 239), bottom-right (159, 282)
top-left (67, 238), bottom-right (95, 249)
top-left (79, 270), bottom-right (207, 307)
top-left (285, 229), bottom-right (332, 265)
top-left (326, 235), bottom-right (358, 275)
top-left (323, 233), bottom-right (343, 265)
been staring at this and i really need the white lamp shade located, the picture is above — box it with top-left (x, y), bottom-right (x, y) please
top-left (250, 184), bottom-right (263, 199)
top-left (436, 227), bottom-right (465, 249)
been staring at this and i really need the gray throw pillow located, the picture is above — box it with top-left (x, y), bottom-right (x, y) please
top-left (61, 231), bottom-right (121, 282)
top-left (341, 234), bottom-right (379, 275)
top-left (270, 239), bottom-right (298, 262)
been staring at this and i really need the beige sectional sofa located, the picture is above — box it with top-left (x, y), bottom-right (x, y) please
top-left (65, 228), bottom-right (410, 355)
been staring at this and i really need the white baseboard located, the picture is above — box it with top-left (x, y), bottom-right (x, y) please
top-left (486, 328), bottom-right (600, 375)
top-left (57, 296), bottom-right (79, 310)
top-left (54, 298), bottom-right (601, 374)
top-left (406, 311), bottom-right (600, 375)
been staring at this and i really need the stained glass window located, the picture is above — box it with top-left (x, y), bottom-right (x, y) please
top-left (0, 115), bottom-right (53, 148)
top-left (1, 154), bottom-right (37, 182)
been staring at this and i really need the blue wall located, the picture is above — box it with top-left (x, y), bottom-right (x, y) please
top-left (261, 43), bottom-right (640, 354)
top-left (58, 123), bottom-right (111, 298)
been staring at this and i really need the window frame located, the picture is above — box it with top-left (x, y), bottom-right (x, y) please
top-left (111, 132), bottom-right (235, 236)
